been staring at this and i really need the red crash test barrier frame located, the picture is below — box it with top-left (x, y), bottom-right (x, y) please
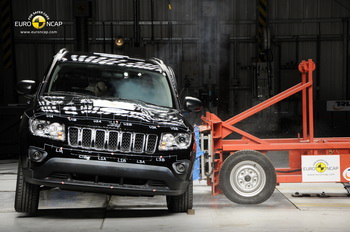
top-left (201, 59), bottom-right (350, 195)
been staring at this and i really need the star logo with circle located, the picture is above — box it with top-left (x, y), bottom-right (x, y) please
top-left (32, 15), bottom-right (46, 29)
top-left (315, 162), bottom-right (327, 173)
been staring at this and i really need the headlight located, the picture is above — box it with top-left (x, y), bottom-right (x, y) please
top-left (29, 119), bottom-right (65, 141)
top-left (158, 133), bottom-right (191, 150)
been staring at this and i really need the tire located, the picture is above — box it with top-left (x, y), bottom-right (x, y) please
top-left (219, 150), bottom-right (276, 204)
top-left (14, 161), bottom-right (40, 214)
top-left (166, 181), bottom-right (193, 213)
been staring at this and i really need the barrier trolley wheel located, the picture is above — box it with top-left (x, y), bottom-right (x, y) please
top-left (219, 150), bottom-right (276, 204)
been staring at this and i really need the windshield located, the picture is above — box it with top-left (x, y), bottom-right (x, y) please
top-left (45, 62), bottom-right (174, 108)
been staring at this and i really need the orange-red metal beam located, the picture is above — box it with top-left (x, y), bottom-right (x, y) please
top-left (301, 65), bottom-right (308, 140)
top-left (224, 82), bottom-right (312, 131)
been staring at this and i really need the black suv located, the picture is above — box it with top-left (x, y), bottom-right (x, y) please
top-left (15, 49), bottom-right (202, 214)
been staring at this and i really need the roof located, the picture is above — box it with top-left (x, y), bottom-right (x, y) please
top-left (55, 49), bottom-right (165, 73)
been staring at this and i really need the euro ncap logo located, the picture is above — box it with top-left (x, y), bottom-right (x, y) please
top-left (32, 15), bottom-right (46, 29)
top-left (14, 11), bottom-right (62, 30)
top-left (316, 162), bottom-right (327, 173)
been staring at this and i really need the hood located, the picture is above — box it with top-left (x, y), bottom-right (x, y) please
top-left (34, 95), bottom-right (186, 126)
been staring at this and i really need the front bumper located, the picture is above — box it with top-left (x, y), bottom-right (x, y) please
top-left (24, 158), bottom-right (191, 196)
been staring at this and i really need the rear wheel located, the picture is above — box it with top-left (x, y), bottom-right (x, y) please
top-left (219, 150), bottom-right (276, 204)
top-left (14, 161), bottom-right (40, 214)
top-left (166, 181), bottom-right (193, 213)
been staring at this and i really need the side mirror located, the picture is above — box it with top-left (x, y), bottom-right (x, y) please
top-left (17, 80), bottom-right (38, 95)
top-left (184, 96), bottom-right (202, 112)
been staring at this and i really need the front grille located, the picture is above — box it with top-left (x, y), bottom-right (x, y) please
top-left (68, 127), bottom-right (158, 154)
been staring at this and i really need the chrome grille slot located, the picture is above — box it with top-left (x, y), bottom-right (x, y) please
top-left (68, 127), bottom-right (79, 146)
top-left (68, 126), bottom-right (157, 154)
top-left (120, 132), bottom-right (132, 152)
top-left (82, 129), bottom-right (92, 148)
top-left (146, 134), bottom-right (157, 154)
top-left (95, 130), bottom-right (105, 150)
top-left (133, 133), bottom-right (145, 153)
top-left (108, 131), bottom-right (119, 151)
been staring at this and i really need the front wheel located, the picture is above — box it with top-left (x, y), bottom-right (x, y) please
top-left (166, 181), bottom-right (193, 213)
top-left (219, 150), bottom-right (276, 204)
top-left (14, 161), bottom-right (40, 214)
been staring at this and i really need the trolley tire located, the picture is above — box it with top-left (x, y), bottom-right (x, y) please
top-left (219, 150), bottom-right (276, 204)
top-left (166, 181), bottom-right (193, 213)
top-left (14, 161), bottom-right (40, 214)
